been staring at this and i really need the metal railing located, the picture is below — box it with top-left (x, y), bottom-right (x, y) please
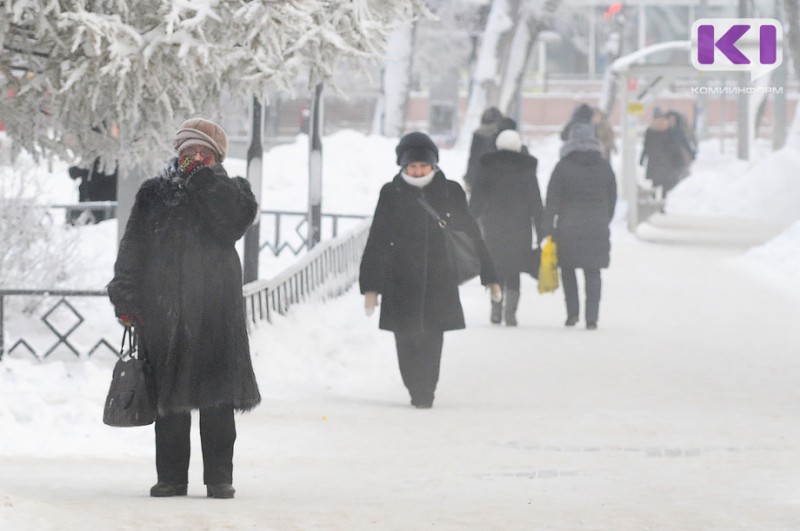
top-left (1, 217), bottom-right (372, 361)
top-left (46, 202), bottom-right (367, 257)
top-left (50, 201), bottom-right (117, 224)
top-left (0, 289), bottom-right (117, 361)
top-left (257, 209), bottom-right (367, 256)
top-left (243, 218), bottom-right (370, 325)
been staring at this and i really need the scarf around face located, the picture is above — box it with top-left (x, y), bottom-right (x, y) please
top-left (401, 168), bottom-right (436, 188)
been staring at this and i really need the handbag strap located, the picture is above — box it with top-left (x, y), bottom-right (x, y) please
top-left (119, 326), bottom-right (138, 360)
top-left (417, 196), bottom-right (447, 228)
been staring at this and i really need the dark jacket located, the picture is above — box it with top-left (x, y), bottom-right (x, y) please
top-left (640, 128), bottom-right (685, 194)
top-left (359, 171), bottom-right (497, 334)
top-left (108, 160), bottom-right (261, 415)
top-left (543, 151), bottom-right (617, 270)
top-left (68, 158), bottom-right (118, 222)
top-left (464, 123), bottom-right (500, 190)
top-left (469, 150), bottom-right (543, 278)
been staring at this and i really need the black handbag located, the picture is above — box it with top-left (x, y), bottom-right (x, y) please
top-left (103, 327), bottom-right (157, 427)
top-left (525, 246), bottom-right (542, 279)
top-left (417, 196), bottom-right (481, 285)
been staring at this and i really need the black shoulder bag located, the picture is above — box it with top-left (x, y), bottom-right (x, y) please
top-left (417, 194), bottom-right (481, 285)
top-left (103, 327), bottom-right (157, 427)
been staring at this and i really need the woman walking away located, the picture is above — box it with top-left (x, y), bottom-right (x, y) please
top-left (469, 129), bottom-right (544, 326)
top-left (640, 108), bottom-right (685, 198)
top-left (360, 132), bottom-right (501, 408)
top-left (543, 124), bottom-right (617, 330)
top-left (463, 107), bottom-right (504, 193)
top-left (108, 118), bottom-right (261, 499)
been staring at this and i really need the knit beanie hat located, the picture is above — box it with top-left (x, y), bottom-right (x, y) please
top-left (395, 131), bottom-right (439, 167)
top-left (173, 118), bottom-right (228, 162)
top-left (495, 129), bottom-right (523, 152)
top-left (559, 123), bottom-right (603, 159)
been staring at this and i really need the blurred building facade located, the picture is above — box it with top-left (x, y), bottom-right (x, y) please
top-left (221, 0), bottom-right (797, 151)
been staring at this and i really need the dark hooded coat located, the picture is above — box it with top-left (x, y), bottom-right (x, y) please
top-left (359, 171), bottom-right (497, 334)
top-left (464, 108), bottom-right (503, 190)
top-left (640, 128), bottom-right (685, 194)
top-left (107, 160), bottom-right (261, 415)
top-left (560, 103), bottom-right (594, 141)
top-left (543, 151), bottom-right (617, 270)
top-left (469, 150), bottom-right (543, 278)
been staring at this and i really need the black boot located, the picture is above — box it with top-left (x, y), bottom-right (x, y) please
top-left (150, 482), bottom-right (188, 497)
top-left (207, 483), bottom-right (236, 499)
top-left (490, 300), bottom-right (503, 324)
top-left (504, 289), bottom-right (520, 327)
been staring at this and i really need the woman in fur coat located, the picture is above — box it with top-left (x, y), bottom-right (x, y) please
top-left (469, 129), bottom-right (544, 326)
top-left (543, 123), bottom-right (617, 330)
top-left (359, 132), bottom-right (501, 408)
top-left (108, 118), bottom-right (260, 499)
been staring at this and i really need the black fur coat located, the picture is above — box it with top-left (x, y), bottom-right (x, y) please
top-left (469, 150), bottom-right (543, 278)
top-left (108, 160), bottom-right (261, 415)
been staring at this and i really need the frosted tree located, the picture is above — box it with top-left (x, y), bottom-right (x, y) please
top-left (0, 0), bottom-right (428, 173)
top-left (456, 0), bottom-right (521, 149)
top-left (372, 22), bottom-right (416, 137)
top-left (457, 0), bottom-right (562, 146)
top-left (496, 0), bottom-right (562, 115)
top-left (372, 0), bottom-right (476, 138)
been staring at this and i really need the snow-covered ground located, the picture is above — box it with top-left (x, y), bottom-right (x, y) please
top-left (1, 130), bottom-right (799, 529)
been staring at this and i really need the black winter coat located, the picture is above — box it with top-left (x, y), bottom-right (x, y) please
top-left (469, 150), bottom-right (543, 278)
top-left (640, 128), bottom-right (685, 194)
top-left (359, 171), bottom-right (497, 334)
top-left (464, 124), bottom-right (499, 190)
top-left (108, 161), bottom-right (261, 415)
top-left (543, 151), bottom-right (617, 270)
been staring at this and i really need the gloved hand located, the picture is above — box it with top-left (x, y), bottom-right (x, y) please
top-left (488, 283), bottom-right (503, 303)
top-left (364, 292), bottom-right (379, 316)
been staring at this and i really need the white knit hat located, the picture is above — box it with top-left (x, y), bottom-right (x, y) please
top-left (495, 129), bottom-right (523, 152)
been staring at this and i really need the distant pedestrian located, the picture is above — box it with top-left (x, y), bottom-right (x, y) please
top-left (67, 158), bottom-right (118, 224)
top-left (108, 118), bottom-right (260, 499)
top-left (640, 108), bottom-right (685, 197)
top-left (665, 110), bottom-right (696, 179)
top-left (464, 107), bottom-right (504, 193)
top-left (469, 129), bottom-right (543, 326)
top-left (543, 124), bottom-right (617, 330)
top-left (560, 103), bottom-right (594, 142)
top-left (592, 108), bottom-right (616, 160)
top-left (360, 131), bottom-right (501, 408)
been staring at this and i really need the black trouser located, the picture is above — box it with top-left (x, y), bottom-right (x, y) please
top-left (560, 267), bottom-right (602, 322)
top-left (501, 272), bottom-right (520, 291)
top-left (394, 330), bottom-right (445, 406)
top-left (155, 407), bottom-right (236, 485)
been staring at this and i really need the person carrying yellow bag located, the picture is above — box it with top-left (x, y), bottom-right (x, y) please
top-left (542, 123), bottom-right (617, 330)
top-left (537, 236), bottom-right (559, 294)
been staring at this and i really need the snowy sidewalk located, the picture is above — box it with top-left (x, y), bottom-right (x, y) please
top-left (2, 235), bottom-right (799, 530)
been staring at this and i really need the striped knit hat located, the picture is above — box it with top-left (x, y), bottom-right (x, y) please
top-left (173, 118), bottom-right (228, 162)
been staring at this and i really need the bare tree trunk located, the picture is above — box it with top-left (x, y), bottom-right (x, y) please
top-left (497, 0), bottom-right (563, 117)
top-left (457, 0), bottom-right (522, 148)
top-left (373, 23), bottom-right (415, 137)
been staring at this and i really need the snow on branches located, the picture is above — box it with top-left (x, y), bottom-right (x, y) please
top-left (0, 0), bottom-right (428, 172)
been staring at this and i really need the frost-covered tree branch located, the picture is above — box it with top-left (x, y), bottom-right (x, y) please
top-left (0, 0), bottom-right (429, 173)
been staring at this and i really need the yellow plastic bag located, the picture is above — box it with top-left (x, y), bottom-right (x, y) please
top-left (538, 236), bottom-right (559, 294)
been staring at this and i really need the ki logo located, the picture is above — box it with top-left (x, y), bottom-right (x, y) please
top-left (691, 18), bottom-right (783, 81)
